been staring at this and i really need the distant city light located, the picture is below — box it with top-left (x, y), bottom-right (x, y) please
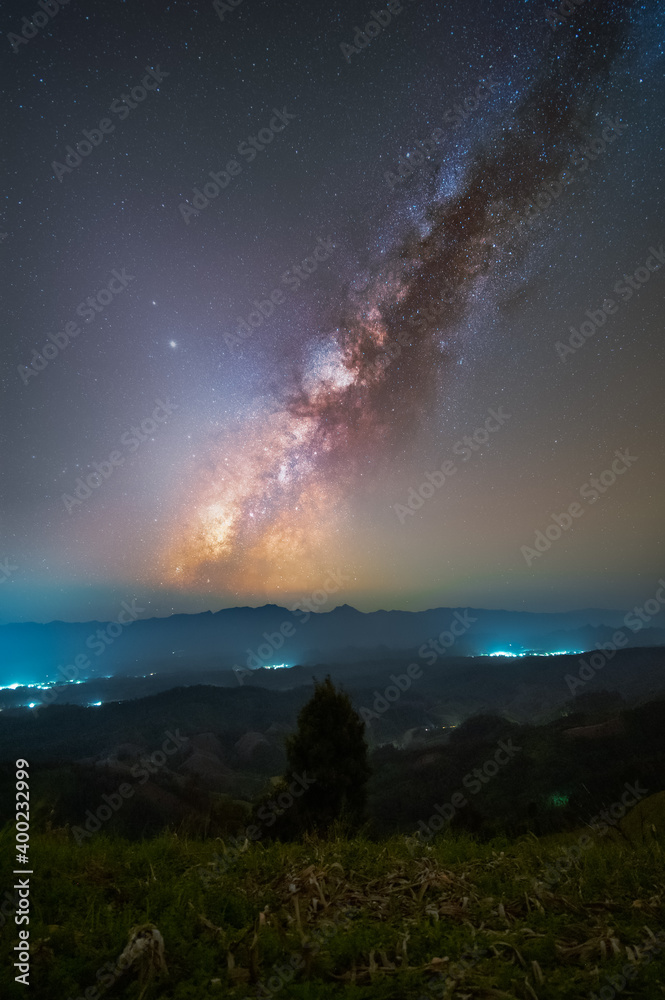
top-left (89, 701), bottom-right (103, 707)
top-left (263, 664), bottom-right (289, 670)
top-left (0, 681), bottom-right (57, 691)
top-left (488, 650), bottom-right (583, 658)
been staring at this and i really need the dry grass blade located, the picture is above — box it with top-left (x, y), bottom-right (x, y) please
top-left (190, 906), bottom-right (227, 943)
top-left (556, 926), bottom-right (622, 962)
top-left (494, 941), bottom-right (527, 967)
top-left (249, 929), bottom-right (259, 982)
top-left (400, 930), bottom-right (410, 964)
top-left (292, 893), bottom-right (303, 938)
top-left (524, 978), bottom-right (539, 1000)
top-left (423, 956), bottom-right (450, 971)
top-left (116, 924), bottom-right (168, 986)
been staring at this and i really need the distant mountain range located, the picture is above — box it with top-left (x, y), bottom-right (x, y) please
top-left (1, 602), bottom-right (664, 687)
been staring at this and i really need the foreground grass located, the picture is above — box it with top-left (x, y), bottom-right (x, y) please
top-left (1, 825), bottom-right (664, 999)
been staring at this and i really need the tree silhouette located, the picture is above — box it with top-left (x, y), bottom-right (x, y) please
top-left (279, 675), bottom-right (371, 835)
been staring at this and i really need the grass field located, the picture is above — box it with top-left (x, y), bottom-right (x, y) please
top-left (1, 819), bottom-right (664, 1000)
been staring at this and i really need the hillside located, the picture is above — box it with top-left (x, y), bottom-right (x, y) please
top-left (2, 684), bottom-right (665, 846)
top-left (3, 603), bottom-right (664, 688)
top-left (1, 824), bottom-right (664, 999)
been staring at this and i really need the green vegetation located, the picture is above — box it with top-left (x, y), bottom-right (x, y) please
top-left (266, 676), bottom-right (371, 836)
top-left (1, 824), bottom-right (664, 999)
top-left (5, 689), bottom-right (665, 847)
top-left (2, 681), bottom-right (665, 996)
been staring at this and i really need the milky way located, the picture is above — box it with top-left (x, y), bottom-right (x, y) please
top-left (2, 0), bottom-right (662, 620)
top-left (162, 0), bottom-right (642, 597)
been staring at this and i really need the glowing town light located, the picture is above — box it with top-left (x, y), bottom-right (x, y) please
top-left (488, 649), bottom-right (584, 658)
top-left (0, 682), bottom-right (58, 691)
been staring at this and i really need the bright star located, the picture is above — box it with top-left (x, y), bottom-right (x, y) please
top-left (169, 340), bottom-right (177, 348)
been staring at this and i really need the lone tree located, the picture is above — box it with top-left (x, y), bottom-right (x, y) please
top-left (279, 676), bottom-right (371, 836)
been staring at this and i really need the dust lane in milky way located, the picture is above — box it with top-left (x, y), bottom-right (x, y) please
top-left (160, 0), bottom-right (643, 598)
top-left (2, 0), bottom-right (662, 620)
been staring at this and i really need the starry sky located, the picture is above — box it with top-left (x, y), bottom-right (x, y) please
top-left (1, 0), bottom-right (663, 624)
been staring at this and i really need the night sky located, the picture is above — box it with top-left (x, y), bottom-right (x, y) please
top-left (1, 0), bottom-right (663, 624)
